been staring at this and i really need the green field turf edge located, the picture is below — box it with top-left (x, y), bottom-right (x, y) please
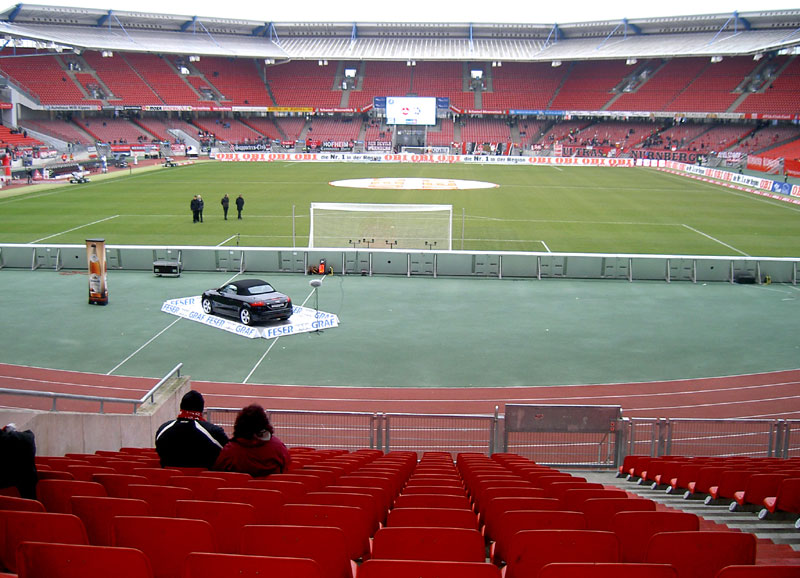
top-left (1, 161), bottom-right (798, 257)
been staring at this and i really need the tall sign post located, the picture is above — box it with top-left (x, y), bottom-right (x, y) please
top-left (86, 238), bottom-right (108, 305)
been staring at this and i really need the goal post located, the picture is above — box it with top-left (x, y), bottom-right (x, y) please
top-left (309, 203), bottom-right (453, 250)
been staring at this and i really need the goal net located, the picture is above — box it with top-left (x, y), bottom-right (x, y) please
top-left (309, 203), bottom-right (453, 250)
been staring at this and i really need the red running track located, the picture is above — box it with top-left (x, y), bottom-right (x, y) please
top-left (2, 363), bottom-right (800, 419)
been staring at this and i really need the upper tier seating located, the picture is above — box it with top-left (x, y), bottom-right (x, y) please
top-left (667, 56), bottom-right (759, 113)
top-left (482, 62), bottom-right (562, 111)
top-left (0, 49), bottom-right (99, 106)
top-left (82, 51), bottom-right (162, 105)
top-left (193, 57), bottom-right (270, 106)
top-left (736, 56), bottom-right (800, 116)
top-left (133, 118), bottom-right (199, 142)
top-left (124, 53), bottom-right (203, 106)
top-left (349, 61), bottom-right (412, 109)
top-left (609, 57), bottom-right (708, 112)
top-left (19, 119), bottom-right (91, 145)
top-left (192, 118), bottom-right (264, 145)
top-left (550, 60), bottom-right (631, 111)
top-left (266, 60), bottom-right (341, 108)
top-left (76, 118), bottom-right (154, 144)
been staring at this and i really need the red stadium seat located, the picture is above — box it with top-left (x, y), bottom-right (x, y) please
top-left (16, 541), bottom-right (153, 578)
top-left (0, 510), bottom-right (89, 573)
top-left (183, 552), bottom-right (323, 578)
top-left (503, 529), bottom-right (619, 578)
top-left (371, 526), bottom-right (485, 563)
top-left (71, 495), bottom-right (150, 546)
top-left (175, 499), bottom-right (256, 554)
top-left (645, 531), bottom-right (756, 578)
top-left (357, 559), bottom-right (501, 578)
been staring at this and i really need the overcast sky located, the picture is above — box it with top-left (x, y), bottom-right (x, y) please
top-left (4, 0), bottom-right (800, 24)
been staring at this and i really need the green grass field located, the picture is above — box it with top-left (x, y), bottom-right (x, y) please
top-left (1, 161), bottom-right (798, 256)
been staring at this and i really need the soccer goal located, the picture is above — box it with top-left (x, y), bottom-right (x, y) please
top-left (309, 203), bottom-right (453, 250)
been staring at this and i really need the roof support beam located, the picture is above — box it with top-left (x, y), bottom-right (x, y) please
top-left (96, 10), bottom-right (111, 27)
top-left (708, 11), bottom-right (750, 45)
top-left (6, 4), bottom-right (21, 22)
top-left (596, 18), bottom-right (641, 50)
top-left (469, 23), bottom-right (474, 53)
top-left (544, 23), bottom-right (561, 47)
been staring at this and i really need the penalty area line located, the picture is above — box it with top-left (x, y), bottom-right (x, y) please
top-left (106, 317), bottom-right (182, 375)
top-left (31, 215), bottom-right (120, 243)
top-left (681, 224), bottom-right (749, 256)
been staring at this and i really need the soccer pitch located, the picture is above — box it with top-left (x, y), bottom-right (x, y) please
top-left (1, 161), bottom-right (798, 257)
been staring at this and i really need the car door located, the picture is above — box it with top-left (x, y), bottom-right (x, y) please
top-left (217, 284), bottom-right (239, 314)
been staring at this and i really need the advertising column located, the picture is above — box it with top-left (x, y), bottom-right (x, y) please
top-left (86, 238), bottom-right (108, 305)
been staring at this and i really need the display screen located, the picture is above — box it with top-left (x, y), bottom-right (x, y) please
top-left (386, 96), bottom-right (437, 126)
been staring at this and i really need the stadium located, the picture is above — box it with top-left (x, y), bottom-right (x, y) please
top-left (1, 3), bottom-right (800, 573)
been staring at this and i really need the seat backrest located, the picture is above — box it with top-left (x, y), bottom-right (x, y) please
top-left (0, 510), bottom-right (89, 572)
top-left (175, 499), bottom-right (256, 554)
top-left (130, 468), bottom-right (181, 486)
top-left (740, 473), bottom-right (791, 505)
top-left (280, 503), bottom-right (371, 560)
top-left (183, 552), bottom-right (323, 578)
top-left (303, 491), bottom-right (381, 533)
top-left (357, 559), bottom-right (501, 578)
top-left (482, 496), bottom-right (564, 540)
top-left (36, 479), bottom-right (107, 513)
top-left (127, 484), bottom-right (193, 517)
top-left (169, 476), bottom-right (226, 501)
top-left (645, 531), bottom-right (756, 578)
top-left (504, 529), bottom-right (619, 578)
top-left (773, 477), bottom-right (800, 514)
top-left (715, 565), bottom-right (800, 578)
top-left (538, 562), bottom-right (677, 578)
top-left (393, 493), bottom-right (471, 510)
top-left (545, 482), bottom-right (605, 500)
top-left (239, 524), bottom-right (354, 578)
top-left (91, 474), bottom-right (149, 498)
top-left (371, 527), bottom-right (486, 563)
top-left (0, 495), bottom-right (45, 512)
top-left (492, 510), bottom-right (586, 564)
top-left (199, 470), bottom-right (252, 486)
top-left (610, 511), bottom-right (700, 563)
top-left (71, 495), bottom-right (150, 546)
top-left (16, 541), bottom-right (153, 578)
top-left (560, 489), bottom-right (628, 511)
top-left (246, 479), bottom-right (307, 501)
top-left (268, 473), bottom-right (325, 491)
top-left (112, 516), bottom-right (217, 578)
top-left (213, 487), bottom-right (285, 524)
top-left (386, 506), bottom-right (478, 530)
top-left (66, 465), bottom-right (118, 482)
top-left (579, 497), bottom-right (657, 530)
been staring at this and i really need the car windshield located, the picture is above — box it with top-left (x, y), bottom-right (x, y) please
top-left (245, 284), bottom-right (275, 295)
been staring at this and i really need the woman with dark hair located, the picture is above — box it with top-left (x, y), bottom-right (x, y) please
top-left (213, 404), bottom-right (290, 477)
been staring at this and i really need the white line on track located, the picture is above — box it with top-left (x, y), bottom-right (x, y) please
top-left (31, 215), bottom-right (120, 243)
top-left (106, 317), bottom-right (182, 375)
top-left (242, 276), bottom-right (327, 383)
top-left (681, 224), bottom-right (749, 256)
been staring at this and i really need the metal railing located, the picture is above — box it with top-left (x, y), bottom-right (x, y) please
top-left (0, 363), bottom-right (183, 414)
top-left (206, 407), bottom-right (800, 467)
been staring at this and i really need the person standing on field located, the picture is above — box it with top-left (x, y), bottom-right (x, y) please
top-left (221, 194), bottom-right (230, 220)
top-left (197, 195), bottom-right (205, 223)
top-left (190, 195), bottom-right (200, 223)
top-left (236, 194), bottom-right (244, 219)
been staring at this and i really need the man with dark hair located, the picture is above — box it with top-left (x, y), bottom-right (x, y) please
top-left (0, 423), bottom-right (38, 499)
top-left (155, 390), bottom-right (228, 468)
top-left (235, 194), bottom-right (244, 219)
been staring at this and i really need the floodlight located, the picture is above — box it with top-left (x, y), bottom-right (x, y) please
top-left (626, 58), bottom-right (638, 65)
top-left (710, 56), bottom-right (723, 63)
top-left (101, 50), bottom-right (113, 57)
top-left (551, 60), bottom-right (562, 67)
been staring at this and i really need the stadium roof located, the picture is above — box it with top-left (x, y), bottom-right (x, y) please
top-left (0, 3), bottom-right (799, 61)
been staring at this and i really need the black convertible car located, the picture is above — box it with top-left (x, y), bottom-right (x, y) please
top-left (201, 279), bottom-right (293, 325)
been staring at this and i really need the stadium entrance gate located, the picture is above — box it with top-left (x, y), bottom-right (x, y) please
top-left (503, 405), bottom-right (624, 468)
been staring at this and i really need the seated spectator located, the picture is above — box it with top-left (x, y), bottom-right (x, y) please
top-left (155, 390), bottom-right (228, 468)
top-left (0, 422), bottom-right (38, 499)
top-left (213, 404), bottom-right (290, 477)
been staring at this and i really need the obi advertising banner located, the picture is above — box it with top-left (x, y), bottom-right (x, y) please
top-left (213, 152), bottom-right (635, 167)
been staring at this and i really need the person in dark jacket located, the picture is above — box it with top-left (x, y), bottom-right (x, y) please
top-left (190, 195), bottom-right (200, 223)
top-left (213, 404), bottom-right (290, 477)
top-left (221, 194), bottom-right (229, 220)
top-left (235, 194), bottom-right (244, 219)
top-left (197, 195), bottom-right (205, 223)
top-left (0, 423), bottom-right (38, 499)
top-left (155, 390), bottom-right (228, 468)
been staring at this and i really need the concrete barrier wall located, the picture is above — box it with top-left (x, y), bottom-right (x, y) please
top-left (0, 376), bottom-right (191, 456)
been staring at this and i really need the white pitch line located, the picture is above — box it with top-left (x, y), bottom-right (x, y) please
top-left (681, 224), bottom-right (749, 256)
top-left (31, 215), bottom-right (120, 243)
top-left (243, 276), bottom-right (327, 384)
top-left (217, 235), bottom-right (238, 247)
top-left (106, 317), bottom-right (182, 375)
top-left (540, 240), bottom-right (552, 253)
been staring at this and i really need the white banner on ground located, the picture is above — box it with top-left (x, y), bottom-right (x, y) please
top-left (161, 296), bottom-right (339, 339)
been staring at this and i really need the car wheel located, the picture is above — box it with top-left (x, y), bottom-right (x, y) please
top-left (239, 307), bottom-right (252, 325)
top-left (201, 297), bottom-right (213, 315)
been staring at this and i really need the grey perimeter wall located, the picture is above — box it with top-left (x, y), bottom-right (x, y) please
top-left (2, 243), bottom-right (798, 284)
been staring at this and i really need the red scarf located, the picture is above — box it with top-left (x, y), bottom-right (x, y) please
top-left (178, 409), bottom-right (204, 420)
